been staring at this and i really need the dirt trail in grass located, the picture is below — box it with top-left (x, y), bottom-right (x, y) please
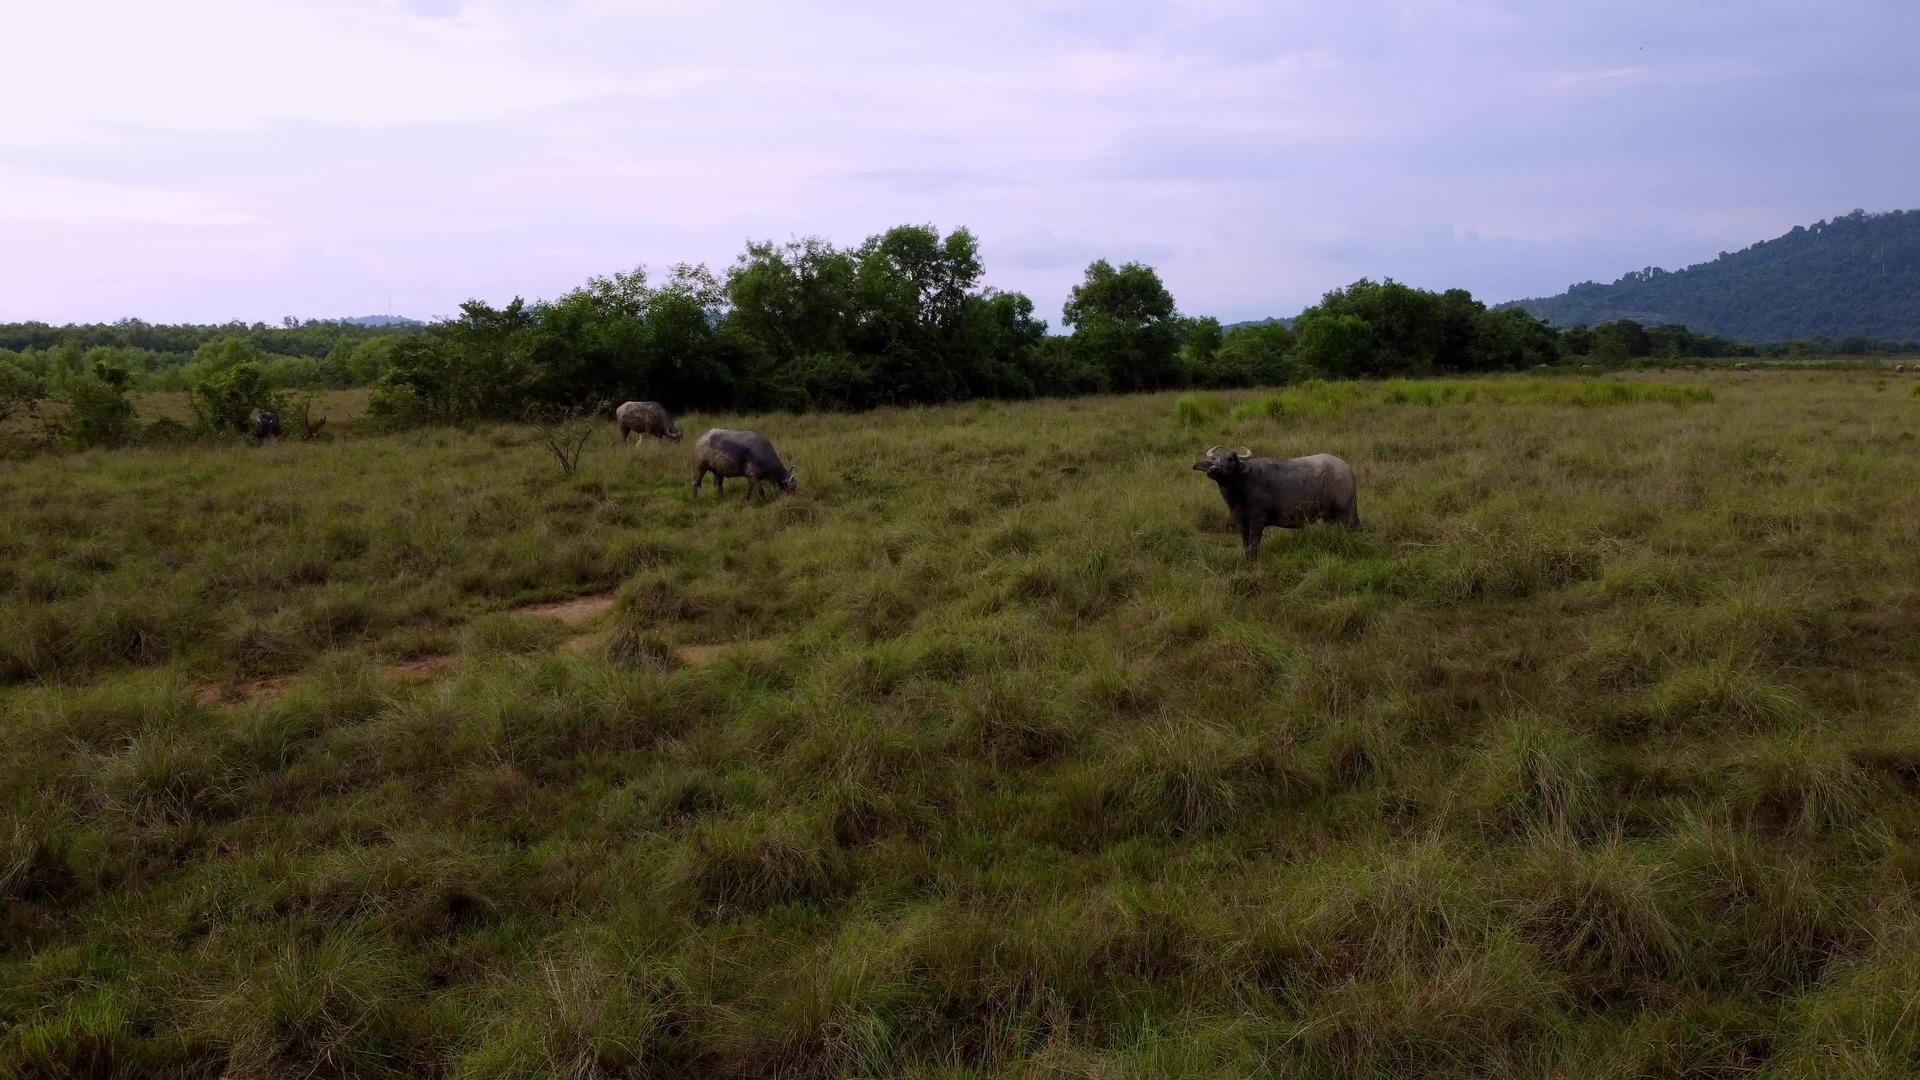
top-left (521, 593), bottom-right (619, 655)
top-left (388, 655), bottom-right (458, 681)
top-left (190, 591), bottom-right (768, 701)
top-left (527, 593), bottom-right (771, 668)
top-left (194, 593), bottom-right (620, 706)
top-left (516, 594), bottom-right (617, 625)
top-left (674, 641), bottom-right (773, 667)
top-left (192, 676), bottom-right (296, 707)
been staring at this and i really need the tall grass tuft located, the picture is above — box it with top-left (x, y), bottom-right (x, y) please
top-left (1172, 393), bottom-right (1227, 426)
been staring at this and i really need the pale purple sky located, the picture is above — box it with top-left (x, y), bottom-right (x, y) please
top-left (4, 0), bottom-right (1915, 326)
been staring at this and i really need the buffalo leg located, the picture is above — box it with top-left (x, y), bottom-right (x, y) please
top-left (692, 466), bottom-right (706, 496)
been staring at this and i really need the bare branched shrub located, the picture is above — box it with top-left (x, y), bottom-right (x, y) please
top-left (528, 402), bottom-right (604, 478)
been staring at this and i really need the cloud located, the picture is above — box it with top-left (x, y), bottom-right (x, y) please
top-left (2, 0), bottom-right (1916, 323)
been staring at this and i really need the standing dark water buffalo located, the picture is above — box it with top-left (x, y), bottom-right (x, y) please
top-left (1193, 446), bottom-right (1359, 559)
top-left (253, 411), bottom-right (282, 441)
top-left (616, 401), bottom-right (682, 443)
top-left (692, 429), bottom-right (797, 500)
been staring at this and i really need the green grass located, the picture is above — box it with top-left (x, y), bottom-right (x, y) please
top-left (1172, 393), bottom-right (1227, 427)
top-left (4, 372), bottom-right (1920, 1076)
top-left (1223, 376), bottom-right (1712, 422)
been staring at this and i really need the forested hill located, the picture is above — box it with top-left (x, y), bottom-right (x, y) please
top-left (1503, 209), bottom-right (1920, 341)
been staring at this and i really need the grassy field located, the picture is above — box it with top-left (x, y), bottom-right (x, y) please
top-left (4, 371), bottom-right (1920, 1076)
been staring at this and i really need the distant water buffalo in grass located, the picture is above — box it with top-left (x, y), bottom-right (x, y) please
top-left (692, 428), bottom-right (797, 500)
top-left (1193, 446), bottom-right (1359, 559)
top-left (616, 401), bottom-right (682, 443)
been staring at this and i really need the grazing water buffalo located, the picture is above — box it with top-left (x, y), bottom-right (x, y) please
top-left (1193, 446), bottom-right (1359, 559)
top-left (253, 411), bottom-right (281, 441)
top-left (616, 400), bottom-right (682, 443)
top-left (692, 428), bottom-right (797, 500)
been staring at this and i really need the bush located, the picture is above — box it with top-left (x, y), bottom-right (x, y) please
top-left (1293, 312), bottom-right (1375, 377)
top-left (191, 360), bottom-right (282, 435)
top-left (365, 377), bottom-right (427, 430)
top-left (278, 391), bottom-right (328, 440)
top-left (0, 358), bottom-right (45, 427)
top-left (1201, 322), bottom-right (1297, 387)
top-left (56, 362), bottom-right (136, 449)
top-left (1172, 394), bottom-right (1227, 426)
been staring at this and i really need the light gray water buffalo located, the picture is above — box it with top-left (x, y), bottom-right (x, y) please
top-left (616, 401), bottom-right (682, 443)
top-left (1193, 446), bottom-right (1359, 559)
top-left (692, 428), bottom-right (797, 500)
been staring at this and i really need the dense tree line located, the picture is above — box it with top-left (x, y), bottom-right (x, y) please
top-left (8, 223), bottom-right (1918, 452)
top-left (360, 228), bottom-right (1578, 426)
top-left (0, 318), bottom-right (418, 394)
top-left (0, 315), bottom-right (415, 359)
top-left (1507, 208), bottom-right (1920, 341)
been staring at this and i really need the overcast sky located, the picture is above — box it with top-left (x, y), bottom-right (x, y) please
top-left (3, 0), bottom-right (1915, 326)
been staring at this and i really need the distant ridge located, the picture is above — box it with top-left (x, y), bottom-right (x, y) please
top-left (1222, 315), bottom-right (1294, 332)
top-left (340, 314), bottom-right (423, 327)
top-left (1501, 209), bottom-right (1920, 341)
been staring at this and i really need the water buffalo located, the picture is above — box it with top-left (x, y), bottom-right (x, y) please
top-left (253, 411), bottom-right (282, 441)
top-left (692, 429), bottom-right (797, 500)
top-left (1193, 446), bottom-right (1359, 559)
top-left (616, 400), bottom-right (681, 443)
top-left (1734, 362), bottom-right (1753, 371)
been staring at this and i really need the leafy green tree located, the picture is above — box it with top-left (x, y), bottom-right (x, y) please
top-left (1026, 335), bottom-right (1110, 396)
top-left (191, 361), bottom-right (281, 434)
top-left (1179, 316), bottom-right (1224, 383)
top-left (963, 289), bottom-right (1048, 399)
top-left (57, 361), bottom-right (136, 449)
top-left (1062, 260), bottom-right (1181, 391)
top-left (725, 239), bottom-right (857, 364)
top-left (182, 336), bottom-right (282, 433)
top-left (1206, 322), bottom-right (1297, 387)
top-left (848, 225), bottom-right (987, 402)
top-left (1470, 308), bottom-right (1561, 370)
top-left (1561, 326), bottom-right (1596, 356)
top-left (0, 358), bottom-right (45, 428)
top-left (369, 299), bottom-right (536, 425)
top-left (1292, 312), bottom-right (1374, 377)
top-left (1306, 279), bottom-right (1448, 375)
top-left (1591, 319), bottom-right (1652, 360)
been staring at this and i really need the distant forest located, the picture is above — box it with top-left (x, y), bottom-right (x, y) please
top-left (1505, 209), bottom-right (1920, 341)
top-left (4, 222), bottom-right (1917, 449)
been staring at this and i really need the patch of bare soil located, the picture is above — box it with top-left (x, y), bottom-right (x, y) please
top-left (673, 640), bottom-right (774, 668)
top-left (561, 632), bottom-right (605, 655)
top-left (192, 676), bottom-right (295, 707)
top-left (516, 594), bottom-right (618, 626)
top-left (389, 655), bottom-right (458, 681)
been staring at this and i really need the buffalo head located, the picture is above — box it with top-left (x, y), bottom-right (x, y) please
top-left (1192, 445), bottom-right (1252, 480)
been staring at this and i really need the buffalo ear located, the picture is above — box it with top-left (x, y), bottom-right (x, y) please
top-left (1192, 461), bottom-right (1211, 471)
